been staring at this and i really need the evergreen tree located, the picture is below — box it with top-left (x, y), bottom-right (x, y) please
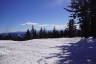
top-left (31, 25), bottom-right (37, 38)
top-left (24, 29), bottom-right (31, 40)
top-left (64, 28), bottom-right (69, 37)
top-left (47, 31), bottom-right (52, 38)
top-left (59, 30), bottom-right (64, 37)
top-left (64, 0), bottom-right (89, 37)
top-left (0, 34), bottom-right (2, 40)
top-left (67, 19), bottom-right (76, 37)
top-left (53, 26), bottom-right (59, 38)
top-left (42, 28), bottom-right (47, 38)
top-left (65, 0), bottom-right (96, 37)
top-left (89, 0), bottom-right (96, 37)
top-left (39, 27), bottom-right (47, 38)
top-left (6, 34), bottom-right (13, 40)
top-left (39, 27), bottom-right (43, 38)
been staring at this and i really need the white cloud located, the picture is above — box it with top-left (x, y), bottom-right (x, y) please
top-left (39, 24), bottom-right (67, 30)
top-left (49, 24), bottom-right (67, 30)
top-left (39, 24), bottom-right (49, 27)
top-left (20, 22), bottom-right (68, 30)
top-left (20, 22), bottom-right (39, 26)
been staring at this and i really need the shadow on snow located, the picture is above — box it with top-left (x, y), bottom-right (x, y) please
top-left (46, 38), bottom-right (96, 64)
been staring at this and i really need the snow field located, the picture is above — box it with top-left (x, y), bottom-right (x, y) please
top-left (0, 38), bottom-right (81, 64)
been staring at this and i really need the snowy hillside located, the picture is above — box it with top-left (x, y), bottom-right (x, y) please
top-left (0, 38), bottom-right (81, 64)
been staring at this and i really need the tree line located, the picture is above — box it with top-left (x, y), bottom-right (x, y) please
top-left (65, 0), bottom-right (96, 38)
top-left (0, 19), bottom-right (81, 41)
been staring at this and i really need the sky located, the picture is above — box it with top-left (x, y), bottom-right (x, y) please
top-left (0, 0), bottom-right (71, 33)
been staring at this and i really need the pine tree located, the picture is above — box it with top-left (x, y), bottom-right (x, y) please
top-left (39, 27), bottom-right (43, 38)
top-left (89, 0), bottom-right (96, 37)
top-left (43, 28), bottom-right (47, 38)
top-left (64, 0), bottom-right (93, 37)
top-left (64, 28), bottom-right (69, 37)
top-left (39, 27), bottom-right (47, 38)
top-left (47, 31), bottom-right (52, 38)
top-left (67, 19), bottom-right (76, 37)
top-left (7, 34), bottom-right (13, 40)
top-left (31, 25), bottom-right (37, 39)
top-left (59, 30), bottom-right (64, 37)
top-left (53, 26), bottom-right (59, 38)
top-left (0, 34), bottom-right (2, 40)
top-left (24, 29), bottom-right (31, 40)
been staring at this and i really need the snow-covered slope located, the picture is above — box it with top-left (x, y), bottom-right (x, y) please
top-left (0, 38), bottom-right (81, 64)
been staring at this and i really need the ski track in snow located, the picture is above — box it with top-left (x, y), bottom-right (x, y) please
top-left (0, 38), bottom-right (81, 64)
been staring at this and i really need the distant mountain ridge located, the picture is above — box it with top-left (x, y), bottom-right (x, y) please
top-left (0, 32), bottom-right (26, 40)
top-left (0, 32), bottom-right (25, 35)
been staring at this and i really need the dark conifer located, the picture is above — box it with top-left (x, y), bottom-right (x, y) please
top-left (59, 30), bottom-right (64, 37)
top-left (67, 19), bottom-right (76, 37)
top-left (24, 29), bottom-right (31, 40)
top-left (0, 34), bottom-right (2, 40)
top-left (53, 26), bottom-right (59, 38)
top-left (7, 34), bottom-right (13, 40)
top-left (39, 27), bottom-right (43, 38)
top-left (31, 25), bottom-right (37, 38)
top-left (65, 0), bottom-right (96, 37)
